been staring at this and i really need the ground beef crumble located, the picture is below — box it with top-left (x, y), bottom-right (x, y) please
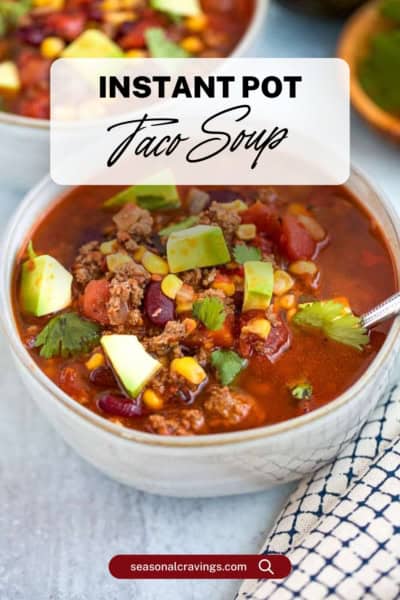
top-left (200, 201), bottom-right (241, 244)
top-left (107, 261), bottom-right (150, 329)
top-left (143, 320), bottom-right (191, 357)
top-left (146, 409), bottom-right (205, 435)
top-left (72, 241), bottom-right (104, 287)
top-left (180, 268), bottom-right (216, 290)
top-left (113, 204), bottom-right (153, 252)
top-left (204, 386), bottom-right (255, 427)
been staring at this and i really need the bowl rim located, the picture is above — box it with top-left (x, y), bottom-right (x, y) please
top-left (337, 0), bottom-right (400, 138)
top-left (1, 166), bottom-right (400, 449)
top-left (0, 0), bottom-right (268, 132)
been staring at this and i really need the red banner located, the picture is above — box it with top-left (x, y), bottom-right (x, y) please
top-left (109, 554), bottom-right (291, 579)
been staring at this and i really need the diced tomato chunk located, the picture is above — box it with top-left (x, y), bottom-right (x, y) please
top-left (209, 319), bottom-right (234, 348)
top-left (44, 12), bottom-right (86, 41)
top-left (18, 53), bottom-right (51, 88)
top-left (18, 90), bottom-right (50, 119)
top-left (241, 201), bottom-right (281, 242)
top-left (279, 215), bottom-right (316, 261)
top-left (81, 279), bottom-right (110, 325)
top-left (239, 315), bottom-right (290, 362)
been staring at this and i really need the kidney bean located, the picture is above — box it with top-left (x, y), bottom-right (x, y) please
top-left (18, 26), bottom-right (47, 47)
top-left (144, 281), bottom-right (175, 327)
top-left (98, 394), bottom-right (142, 417)
top-left (177, 388), bottom-right (193, 404)
top-left (89, 366), bottom-right (117, 388)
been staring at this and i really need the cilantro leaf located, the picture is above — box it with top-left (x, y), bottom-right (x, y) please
top-left (381, 0), bottom-right (400, 23)
top-left (193, 297), bottom-right (226, 331)
top-left (145, 28), bottom-right (190, 58)
top-left (293, 301), bottom-right (369, 351)
top-left (159, 216), bottom-right (199, 237)
top-left (211, 350), bottom-right (247, 386)
top-left (359, 30), bottom-right (400, 113)
top-left (0, 0), bottom-right (31, 36)
top-left (291, 382), bottom-right (313, 400)
top-left (233, 244), bottom-right (261, 264)
top-left (34, 313), bottom-right (100, 359)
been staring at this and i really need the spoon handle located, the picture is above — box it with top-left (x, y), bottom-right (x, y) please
top-left (361, 292), bottom-right (400, 330)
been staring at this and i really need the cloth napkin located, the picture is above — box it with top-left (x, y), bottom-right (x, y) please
top-left (236, 386), bottom-right (400, 600)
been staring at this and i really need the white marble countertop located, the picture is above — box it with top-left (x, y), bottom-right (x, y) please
top-left (1, 3), bottom-right (399, 600)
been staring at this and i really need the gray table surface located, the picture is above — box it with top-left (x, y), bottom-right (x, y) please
top-left (1, 3), bottom-right (399, 600)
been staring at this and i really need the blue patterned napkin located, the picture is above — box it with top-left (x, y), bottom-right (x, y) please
top-left (237, 386), bottom-right (400, 600)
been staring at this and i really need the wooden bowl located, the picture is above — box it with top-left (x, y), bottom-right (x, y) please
top-left (337, 0), bottom-right (400, 143)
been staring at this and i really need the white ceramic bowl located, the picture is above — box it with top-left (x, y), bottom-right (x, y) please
top-left (0, 0), bottom-right (268, 192)
top-left (1, 168), bottom-right (399, 497)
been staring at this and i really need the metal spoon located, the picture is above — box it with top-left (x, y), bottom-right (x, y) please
top-left (361, 292), bottom-right (400, 329)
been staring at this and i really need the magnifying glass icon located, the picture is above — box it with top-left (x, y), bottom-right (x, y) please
top-left (258, 558), bottom-right (275, 576)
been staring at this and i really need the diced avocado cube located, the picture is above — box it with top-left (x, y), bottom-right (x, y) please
top-left (243, 261), bottom-right (273, 312)
top-left (151, 0), bottom-right (202, 17)
top-left (167, 225), bottom-right (230, 273)
top-left (104, 169), bottom-right (181, 210)
top-left (145, 28), bottom-right (190, 58)
top-left (62, 30), bottom-right (124, 59)
top-left (0, 61), bottom-right (21, 94)
top-left (20, 255), bottom-right (73, 317)
top-left (101, 335), bottom-right (161, 398)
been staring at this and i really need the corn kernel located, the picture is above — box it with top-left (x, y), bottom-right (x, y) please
top-left (237, 224), bottom-right (256, 241)
top-left (41, 37), bottom-right (65, 59)
top-left (106, 252), bottom-right (133, 272)
top-left (242, 318), bottom-right (271, 340)
top-left (142, 251), bottom-right (169, 275)
top-left (101, 0), bottom-right (121, 9)
top-left (100, 239), bottom-right (118, 255)
top-left (143, 389), bottom-right (164, 411)
top-left (273, 270), bottom-right (294, 296)
top-left (171, 357), bottom-right (207, 385)
top-left (105, 10), bottom-right (135, 25)
top-left (125, 49), bottom-right (148, 59)
top-left (176, 301), bottom-right (194, 314)
top-left (161, 274), bottom-right (183, 299)
top-left (185, 14), bottom-right (208, 32)
top-left (34, 0), bottom-right (64, 8)
top-left (180, 36), bottom-right (204, 54)
top-left (289, 260), bottom-right (318, 276)
top-left (287, 202), bottom-right (309, 216)
top-left (280, 294), bottom-right (296, 310)
top-left (212, 279), bottom-right (236, 297)
top-left (85, 353), bottom-right (105, 371)
top-left (133, 245), bottom-right (146, 262)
